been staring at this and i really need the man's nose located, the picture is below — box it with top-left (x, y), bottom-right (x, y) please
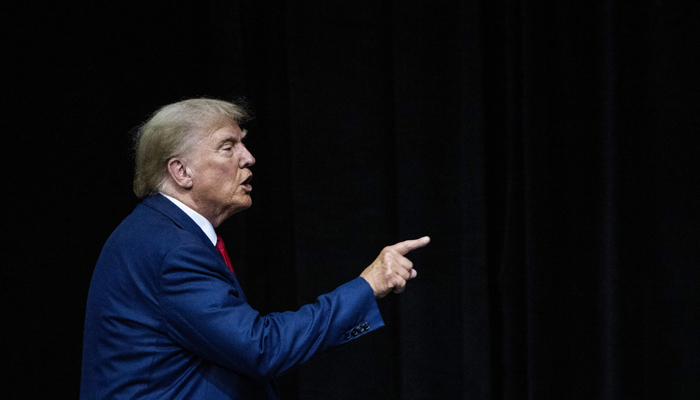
top-left (241, 147), bottom-right (255, 168)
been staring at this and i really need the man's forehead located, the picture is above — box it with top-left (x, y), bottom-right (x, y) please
top-left (187, 125), bottom-right (245, 152)
top-left (208, 124), bottom-right (247, 140)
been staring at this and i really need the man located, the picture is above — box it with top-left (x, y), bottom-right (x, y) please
top-left (80, 98), bottom-right (429, 399)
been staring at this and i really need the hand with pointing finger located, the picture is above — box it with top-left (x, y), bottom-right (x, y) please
top-left (360, 236), bottom-right (430, 299)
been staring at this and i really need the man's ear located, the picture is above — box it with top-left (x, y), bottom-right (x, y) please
top-left (166, 158), bottom-right (194, 189)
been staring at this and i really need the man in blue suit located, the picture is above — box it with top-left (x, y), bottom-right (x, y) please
top-left (80, 98), bottom-right (429, 399)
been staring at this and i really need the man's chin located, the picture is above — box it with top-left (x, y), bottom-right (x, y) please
top-left (230, 198), bottom-right (252, 214)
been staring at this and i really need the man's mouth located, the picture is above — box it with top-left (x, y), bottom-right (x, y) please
top-left (241, 174), bottom-right (253, 191)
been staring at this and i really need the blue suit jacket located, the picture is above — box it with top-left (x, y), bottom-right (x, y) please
top-left (80, 194), bottom-right (384, 399)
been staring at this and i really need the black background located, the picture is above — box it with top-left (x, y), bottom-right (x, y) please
top-left (5, 1), bottom-right (700, 399)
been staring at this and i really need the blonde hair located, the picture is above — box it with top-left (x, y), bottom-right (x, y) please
top-left (133, 98), bottom-right (252, 198)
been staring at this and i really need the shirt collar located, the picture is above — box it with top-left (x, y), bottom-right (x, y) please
top-left (160, 193), bottom-right (217, 246)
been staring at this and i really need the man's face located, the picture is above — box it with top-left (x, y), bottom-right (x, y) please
top-left (188, 124), bottom-right (255, 226)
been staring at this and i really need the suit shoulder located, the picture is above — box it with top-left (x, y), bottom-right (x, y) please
top-left (95, 202), bottom-right (214, 277)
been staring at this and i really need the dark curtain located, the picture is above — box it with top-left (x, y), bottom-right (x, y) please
top-left (6, 1), bottom-right (699, 399)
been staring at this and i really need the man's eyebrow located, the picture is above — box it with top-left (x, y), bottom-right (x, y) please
top-left (217, 131), bottom-right (246, 147)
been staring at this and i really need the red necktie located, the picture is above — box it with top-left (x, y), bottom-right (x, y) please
top-left (215, 235), bottom-right (235, 275)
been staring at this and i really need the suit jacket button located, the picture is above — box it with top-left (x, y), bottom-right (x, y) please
top-left (351, 328), bottom-right (359, 337)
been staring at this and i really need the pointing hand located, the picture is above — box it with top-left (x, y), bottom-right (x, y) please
top-left (360, 236), bottom-right (430, 299)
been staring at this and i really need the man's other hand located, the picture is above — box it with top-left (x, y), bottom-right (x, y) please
top-left (360, 236), bottom-right (430, 299)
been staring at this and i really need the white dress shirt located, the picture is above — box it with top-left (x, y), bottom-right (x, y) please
top-left (160, 193), bottom-right (217, 246)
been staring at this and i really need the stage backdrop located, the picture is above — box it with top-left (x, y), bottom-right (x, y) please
top-left (6, 1), bottom-right (699, 399)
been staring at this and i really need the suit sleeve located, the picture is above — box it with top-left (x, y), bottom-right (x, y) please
top-left (158, 242), bottom-right (384, 380)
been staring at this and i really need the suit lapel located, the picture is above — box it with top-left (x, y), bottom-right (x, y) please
top-left (142, 194), bottom-right (247, 302)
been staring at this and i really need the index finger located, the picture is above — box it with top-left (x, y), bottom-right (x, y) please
top-left (392, 236), bottom-right (430, 256)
